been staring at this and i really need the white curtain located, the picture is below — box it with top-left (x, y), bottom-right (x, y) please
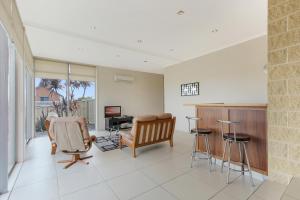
top-left (7, 41), bottom-right (16, 174)
top-left (0, 23), bottom-right (9, 194)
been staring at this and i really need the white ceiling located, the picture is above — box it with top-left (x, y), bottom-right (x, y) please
top-left (16, 0), bottom-right (267, 74)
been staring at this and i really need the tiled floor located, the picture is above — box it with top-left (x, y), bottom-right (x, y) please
top-left (2, 131), bottom-right (289, 200)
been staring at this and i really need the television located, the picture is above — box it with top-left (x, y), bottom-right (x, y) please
top-left (105, 106), bottom-right (121, 118)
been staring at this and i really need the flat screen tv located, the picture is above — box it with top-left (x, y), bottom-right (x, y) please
top-left (105, 106), bottom-right (121, 118)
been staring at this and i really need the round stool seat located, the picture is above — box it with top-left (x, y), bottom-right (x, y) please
top-left (191, 128), bottom-right (212, 134)
top-left (223, 133), bottom-right (250, 142)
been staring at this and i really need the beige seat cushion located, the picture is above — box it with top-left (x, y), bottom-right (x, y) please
top-left (133, 115), bottom-right (157, 122)
top-left (120, 130), bottom-right (134, 145)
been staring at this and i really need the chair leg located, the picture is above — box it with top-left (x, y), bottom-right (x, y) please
top-left (243, 143), bottom-right (255, 187)
top-left (80, 155), bottom-right (93, 160)
top-left (132, 148), bottom-right (136, 158)
top-left (206, 135), bottom-right (213, 166)
top-left (169, 139), bottom-right (174, 147)
top-left (51, 144), bottom-right (57, 155)
top-left (204, 135), bottom-right (212, 171)
top-left (227, 141), bottom-right (232, 184)
top-left (221, 140), bottom-right (228, 173)
top-left (57, 160), bottom-right (73, 163)
top-left (190, 134), bottom-right (197, 168)
top-left (64, 160), bottom-right (77, 169)
top-left (239, 143), bottom-right (245, 175)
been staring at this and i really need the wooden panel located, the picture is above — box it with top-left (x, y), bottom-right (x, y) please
top-left (196, 105), bottom-right (268, 174)
top-left (197, 107), bottom-right (227, 156)
top-left (228, 108), bottom-right (267, 172)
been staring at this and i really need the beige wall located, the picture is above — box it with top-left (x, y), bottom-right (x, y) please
top-left (97, 66), bottom-right (164, 130)
top-left (268, 0), bottom-right (300, 184)
top-left (164, 36), bottom-right (268, 131)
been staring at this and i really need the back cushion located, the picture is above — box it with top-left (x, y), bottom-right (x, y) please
top-left (157, 113), bottom-right (172, 119)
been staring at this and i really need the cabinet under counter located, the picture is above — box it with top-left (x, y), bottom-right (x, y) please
top-left (187, 103), bottom-right (268, 175)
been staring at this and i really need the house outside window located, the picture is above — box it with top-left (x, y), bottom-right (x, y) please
top-left (40, 96), bottom-right (49, 101)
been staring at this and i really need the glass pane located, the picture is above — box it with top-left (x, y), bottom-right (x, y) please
top-left (34, 78), bottom-right (67, 137)
top-left (69, 80), bottom-right (96, 132)
top-left (25, 70), bottom-right (33, 142)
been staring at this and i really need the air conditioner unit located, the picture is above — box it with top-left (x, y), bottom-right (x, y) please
top-left (114, 75), bottom-right (135, 82)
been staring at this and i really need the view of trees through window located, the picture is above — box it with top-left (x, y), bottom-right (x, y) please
top-left (35, 78), bottom-right (96, 136)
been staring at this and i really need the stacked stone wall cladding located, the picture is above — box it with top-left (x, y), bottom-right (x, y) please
top-left (268, 0), bottom-right (300, 184)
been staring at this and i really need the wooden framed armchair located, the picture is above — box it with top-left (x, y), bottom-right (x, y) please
top-left (119, 113), bottom-right (176, 157)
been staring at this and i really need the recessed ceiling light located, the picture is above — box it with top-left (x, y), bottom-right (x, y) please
top-left (169, 49), bottom-right (174, 52)
top-left (137, 39), bottom-right (143, 43)
top-left (144, 60), bottom-right (148, 63)
top-left (177, 10), bottom-right (185, 15)
top-left (90, 26), bottom-right (96, 30)
top-left (116, 54), bottom-right (120, 57)
top-left (211, 28), bottom-right (219, 33)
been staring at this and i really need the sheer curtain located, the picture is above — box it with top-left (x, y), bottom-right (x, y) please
top-left (7, 41), bottom-right (16, 174)
top-left (0, 24), bottom-right (9, 194)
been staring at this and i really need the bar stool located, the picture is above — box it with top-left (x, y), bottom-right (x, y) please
top-left (186, 116), bottom-right (213, 170)
top-left (217, 120), bottom-right (255, 186)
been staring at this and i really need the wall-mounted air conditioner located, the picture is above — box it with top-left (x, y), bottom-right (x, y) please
top-left (114, 74), bottom-right (135, 82)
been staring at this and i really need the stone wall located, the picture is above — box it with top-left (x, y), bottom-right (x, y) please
top-left (268, 0), bottom-right (300, 184)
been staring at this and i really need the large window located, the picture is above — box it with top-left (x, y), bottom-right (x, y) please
top-left (0, 23), bottom-right (16, 194)
top-left (34, 60), bottom-right (96, 137)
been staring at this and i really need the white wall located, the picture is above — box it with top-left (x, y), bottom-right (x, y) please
top-left (164, 36), bottom-right (268, 131)
top-left (97, 66), bottom-right (164, 130)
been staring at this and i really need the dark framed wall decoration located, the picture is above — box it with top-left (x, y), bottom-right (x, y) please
top-left (181, 82), bottom-right (199, 96)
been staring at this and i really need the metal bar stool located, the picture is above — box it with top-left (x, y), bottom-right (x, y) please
top-left (186, 116), bottom-right (213, 170)
top-left (217, 120), bottom-right (255, 186)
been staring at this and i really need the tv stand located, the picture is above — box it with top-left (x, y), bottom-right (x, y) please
top-left (105, 115), bottom-right (134, 131)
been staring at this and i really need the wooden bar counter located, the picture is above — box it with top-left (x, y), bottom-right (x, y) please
top-left (187, 103), bottom-right (268, 175)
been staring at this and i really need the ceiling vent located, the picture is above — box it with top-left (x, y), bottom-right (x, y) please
top-left (114, 75), bottom-right (135, 82)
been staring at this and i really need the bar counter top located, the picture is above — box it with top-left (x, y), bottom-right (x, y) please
top-left (184, 103), bottom-right (268, 108)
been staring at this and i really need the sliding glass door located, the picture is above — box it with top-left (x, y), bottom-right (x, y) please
top-left (69, 80), bottom-right (96, 131)
top-left (25, 68), bottom-right (34, 142)
top-left (0, 23), bottom-right (16, 194)
top-left (34, 78), bottom-right (67, 137)
top-left (34, 60), bottom-right (96, 137)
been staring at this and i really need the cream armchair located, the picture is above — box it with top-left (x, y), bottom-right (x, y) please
top-left (47, 117), bottom-right (96, 169)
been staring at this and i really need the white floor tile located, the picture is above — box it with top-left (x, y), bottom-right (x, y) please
top-left (162, 173), bottom-right (219, 200)
top-left (57, 166), bottom-right (103, 195)
top-left (15, 164), bottom-right (57, 188)
top-left (251, 180), bottom-right (286, 200)
top-left (8, 133), bottom-right (272, 200)
top-left (107, 171), bottom-right (157, 200)
top-left (95, 158), bottom-right (139, 180)
top-left (132, 187), bottom-right (177, 200)
top-left (284, 177), bottom-right (300, 199)
top-left (9, 178), bottom-right (59, 200)
top-left (281, 194), bottom-right (299, 200)
top-left (188, 164), bottom-right (240, 190)
top-left (61, 182), bottom-right (118, 200)
top-left (141, 158), bottom-right (190, 184)
top-left (218, 175), bottom-right (262, 200)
